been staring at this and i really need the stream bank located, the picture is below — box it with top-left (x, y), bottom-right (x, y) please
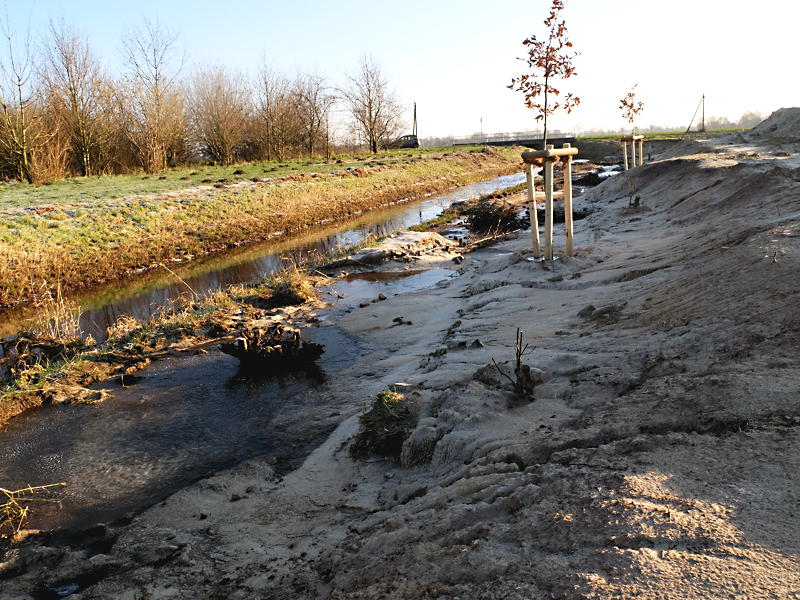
top-left (7, 120), bottom-right (800, 598)
top-left (0, 148), bottom-right (522, 310)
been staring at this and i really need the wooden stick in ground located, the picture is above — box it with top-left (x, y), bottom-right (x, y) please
top-left (623, 141), bottom-right (629, 170)
top-left (562, 143), bottom-right (574, 257)
top-left (639, 138), bottom-right (644, 165)
top-left (544, 147), bottom-right (554, 260)
top-left (525, 163), bottom-right (541, 259)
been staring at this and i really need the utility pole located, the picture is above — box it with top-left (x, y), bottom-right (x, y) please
top-left (701, 94), bottom-right (705, 132)
top-left (413, 103), bottom-right (417, 137)
top-left (480, 117), bottom-right (483, 143)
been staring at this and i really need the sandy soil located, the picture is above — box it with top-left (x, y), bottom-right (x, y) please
top-left (3, 110), bottom-right (800, 599)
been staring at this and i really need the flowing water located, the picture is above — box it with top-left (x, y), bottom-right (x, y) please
top-left (0, 268), bottom-right (455, 532)
top-left (0, 172), bottom-right (525, 341)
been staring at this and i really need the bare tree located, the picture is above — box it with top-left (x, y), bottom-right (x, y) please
top-left (338, 55), bottom-right (405, 154)
top-left (118, 17), bottom-right (186, 173)
top-left (0, 12), bottom-right (48, 182)
top-left (293, 70), bottom-right (334, 156)
top-left (42, 18), bottom-right (112, 176)
top-left (737, 111), bottom-right (763, 129)
top-left (187, 64), bottom-right (250, 165)
top-left (256, 61), bottom-right (302, 161)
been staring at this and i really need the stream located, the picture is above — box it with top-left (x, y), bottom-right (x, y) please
top-left (0, 173), bottom-right (524, 534)
top-left (0, 172), bottom-right (525, 341)
top-left (0, 270), bottom-right (457, 533)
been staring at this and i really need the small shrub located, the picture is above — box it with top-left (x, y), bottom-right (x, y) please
top-left (466, 202), bottom-right (522, 234)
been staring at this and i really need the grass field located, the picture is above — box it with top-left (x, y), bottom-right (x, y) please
top-left (0, 146), bottom-right (489, 210)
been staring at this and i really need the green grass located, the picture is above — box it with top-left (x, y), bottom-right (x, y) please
top-left (0, 146), bottom-right (477, 211)
top-left (577, 128), bottom-right (750, 142)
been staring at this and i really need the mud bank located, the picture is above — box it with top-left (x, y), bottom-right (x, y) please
top-left (3, 110), bottom-right (800, 599)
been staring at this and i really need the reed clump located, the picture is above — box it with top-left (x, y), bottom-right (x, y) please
top-left (0, 286), bottom-right (90, 387)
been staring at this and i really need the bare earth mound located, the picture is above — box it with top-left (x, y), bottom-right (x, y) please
top-left (750, 106), bottom-right (800, 140)
top-left (2, 125), bottom-right (800, 599)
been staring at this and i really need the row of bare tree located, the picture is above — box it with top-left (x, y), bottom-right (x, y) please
top-left (0, 17), bottom-right (408, 183)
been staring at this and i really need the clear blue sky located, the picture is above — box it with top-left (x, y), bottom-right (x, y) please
top-left (6, 0), bottom-right (799, 137)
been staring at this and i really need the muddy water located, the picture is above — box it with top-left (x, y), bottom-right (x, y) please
top-left (0, 269), bottom-right (455, 532)
top-left (0, 172), bottom-right (524, 341)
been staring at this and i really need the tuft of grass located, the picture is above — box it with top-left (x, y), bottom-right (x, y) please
top-left (0, 287), bottom-right (90, 389)
top-left (350, 390), bottom-right (417, 459)
top-left (262, 262), bottom-right (318, 306)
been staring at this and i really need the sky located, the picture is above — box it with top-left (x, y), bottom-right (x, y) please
top-left (5, 0), bottom-right (800, 138)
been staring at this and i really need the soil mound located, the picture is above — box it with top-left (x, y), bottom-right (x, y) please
top-left (750, 106), bottom-right (800, 139)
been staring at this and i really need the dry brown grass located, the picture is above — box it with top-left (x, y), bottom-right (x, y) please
top-left (1, 483), bottom-right (66, 535)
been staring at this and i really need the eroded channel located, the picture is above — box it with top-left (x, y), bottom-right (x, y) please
top-left (0, 171), bottom-right (518, 534)
top-left (0, 269), bottom-right (455, 533)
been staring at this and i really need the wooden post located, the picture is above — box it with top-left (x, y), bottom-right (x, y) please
top-left (638, 138), bottom-right (644, 165)
top-left (630, 139), bottom-right (637, 168)
top-left (562, 143), bottom-right (573, 257)
top-left (525, 163), bottom-right (541, 259)
top-left (544, 145), bottom-right (554, 260)
top-left (521, 145), bottom-right (578, 261)
top-left (623, 141), bottom-right (629, 170)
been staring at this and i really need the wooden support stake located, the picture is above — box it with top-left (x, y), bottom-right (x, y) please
top-left (623, 141), bottom-right (629, 170)
top-left (544, 145), bottom-right (554, 260)
top-left (525, 163), bottom-right (541, 259)
top-left (638, 139), bottom-right (644, 165)
top-left (562, 143), bottom-right (573, 257)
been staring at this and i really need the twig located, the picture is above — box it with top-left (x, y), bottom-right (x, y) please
top-left (1, 483), bottom-right (67, 534)
top-left (160, 263), bottom-right (199, 298)
top-left (492, 357), bottom-right (516, 386)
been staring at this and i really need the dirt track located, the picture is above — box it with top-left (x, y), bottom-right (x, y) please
top-left (2, 111), bottom-right (800, 599)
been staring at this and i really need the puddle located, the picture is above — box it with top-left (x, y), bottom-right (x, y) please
top-left (322, 269), bottom-right (455, 319)
top-left (343, 270), bottom-right (427, 282)
top-left (599, 165), bottom-right (622, 178)
top-left (0, 266), bottom-right (457, 533)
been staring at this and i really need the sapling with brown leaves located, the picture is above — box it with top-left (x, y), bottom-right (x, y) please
top-left (508, 0), bottom-right (580, 150)
top-left (620, 84), bottom-right (645, 134)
